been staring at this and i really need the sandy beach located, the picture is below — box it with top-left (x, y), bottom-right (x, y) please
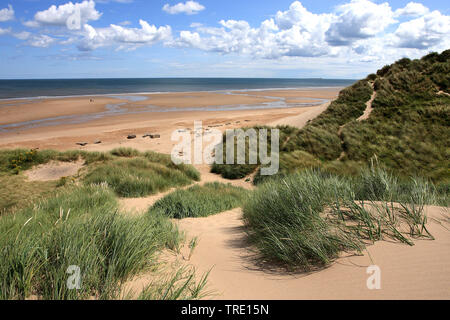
top-left (0, 88), bottom-right (339, 153)
top-left (1, 86), bottom-right (449, 300)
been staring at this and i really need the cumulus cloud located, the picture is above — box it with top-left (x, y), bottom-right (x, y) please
top-left (172, 0), bottom-right (449, 62)
top-left (28, 35), bottom-right (56, 48)
top-left (0, 27), bottom-right (11, 36)
top-left (12, 0), bottom-right (449, 64)
top-left (78, 20), bottom-right (172, 51)
top-left (325, 0), bottom-right (396, 46)
top-left (393, 10), bottom-right (450, 49)
top-left (13, 31), bottom-right (31, 40)
top-left (170, 0), bottom-right (449, 61)
top-left (174, 2), bottom-right (334, 59)
top-left (0, 4), bottom-right (14, 22)
top-left (97, 0), bottom-right (134, 3)
top-left (24, 0), bottom-right (101, 30)
top-left (394, 2), bottom-right (429, 17)
top-left (163, 1), bottom-right (205, 15)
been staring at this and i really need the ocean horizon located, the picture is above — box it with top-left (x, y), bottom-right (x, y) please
top-left (0, 78), bottom-right (356, 100)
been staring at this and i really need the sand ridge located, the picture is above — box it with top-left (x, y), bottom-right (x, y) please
top-left (168, 206), bottom-right (450, 300)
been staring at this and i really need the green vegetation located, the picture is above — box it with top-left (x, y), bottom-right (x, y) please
top-left (149, 182), bottom-right (248, 219)
top-left (0, 173), bottom-right (57, 213)
top-left (136, 267), bottom-right (211, 300)
top-left (0, 149), bottom-right (114, 175)
top-left (84, 157), bottom-right (195, 198)
top-left (0, 185), bottom-right (184, 299)
top-left (1, 50), bottom-right (449, 299)
top-left (211, 125), bottom-right (297, 179)
top-left (212, 50), bottom-right (450, 189)
top-left (0, 148), bottom-right (210, 300)
top-left (243, 168), bottom-right (440, 270)
top-left (0, 148), bottom-right (200, 210)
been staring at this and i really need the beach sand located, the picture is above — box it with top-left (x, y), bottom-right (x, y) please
top-left (0, 88), bottom-right (339, 153)
top-left (167, 206), bottom-right (450, 300)
top-left (1, 87), bottom-right (449, 300)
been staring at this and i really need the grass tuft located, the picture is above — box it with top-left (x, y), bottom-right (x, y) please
top-left (0, 185), bottom-right (182, 300)
top-left (243, 168), bottom-right (442, 270)
top-left (149, 182), bottom-right (249, 219)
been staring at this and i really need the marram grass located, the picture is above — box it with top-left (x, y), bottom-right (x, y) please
top-left (149, 182), bottom-right (249, 219)
top-left (0, 185), bottom-right (187, 300)
top-left (243, 168), bottom-right (443, 270)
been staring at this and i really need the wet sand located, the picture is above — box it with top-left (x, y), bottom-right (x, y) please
top-left (0, 88), bottom-right (341, 153)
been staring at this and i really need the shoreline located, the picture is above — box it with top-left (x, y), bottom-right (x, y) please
top-left (0, 87), bottom-right (341, 153)
top-left (0, 88), bottom-right (340, 136)
top-left (0, 86), bottom-right (344, 102)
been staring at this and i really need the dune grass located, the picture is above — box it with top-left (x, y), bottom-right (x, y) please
top-left (210, 125), bottom-right (296, 180)
top-left (243, 168), bottom-right (441, 270)
top-left (0, 149), bottom-right (114, 175)
top-left (211, 50), bottom-right (450, 186)
top-left (136, 267), bottom-right (211, 300)
top-left (0, 184), bottom-right (187, 300)
top-left (0, 173), bottom-right (58, 214)
top-left (0, 148), bottom-right (209, 300)
top-left (0, 148), bottom-right (201, 211)
top-left (149, 182), bottom-right (249, 219)
top-left (83, 157), bottom-right (197, 198)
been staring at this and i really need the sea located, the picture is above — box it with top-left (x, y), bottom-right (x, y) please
top-left (0, 78), bottom-right (355, 100)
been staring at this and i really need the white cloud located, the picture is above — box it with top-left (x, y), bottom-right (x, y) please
top-left (163, 1), bottom-right (205, 15)
top-left (0, 4), bottom-right (14, 22)
top-left (174, 2), bottom-right (334, 59)
top-left (172, 0), bottom-right (449, 65)
top-left (0, 27), bottom-right (11, 35)
top-left (14, 31), bottom-right (31, 40)
top-left (97, 0), bottom-right (134, 3)
top-left (28, 35), bottom-right (56, 48)
top-left (24, 0), bottom-right (101, 30)
top-left (11, 0), bottom-right (449, 67)
top-left (394, 2), bottom-right (429, 17)
top-left (275, 1), bottom-right (331, 32)
top-left (393, 10), bottom-right (450, 49)
top-left (78, 20), bottom-right (172, 51)
top-left (325, 0), bottom-right (396, 46)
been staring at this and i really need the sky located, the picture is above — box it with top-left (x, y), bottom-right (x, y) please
top-left (0, 0), bottom-right (448, 79)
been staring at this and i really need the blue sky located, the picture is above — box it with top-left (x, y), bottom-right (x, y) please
top-left (0, 0), bottom-right (449, 79)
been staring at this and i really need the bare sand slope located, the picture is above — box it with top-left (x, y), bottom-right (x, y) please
top-left (25, 160), bottom-right (84, 181)
top-left (173, 207), bottom-right (449, 300)
top-left (270, 102), bottom-right (330, 128)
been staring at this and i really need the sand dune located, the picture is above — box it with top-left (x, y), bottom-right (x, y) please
top-left (3, 86), bottom-right (448, 300)
top-left (270, 102), bottom-right (330, 127)
top-left (172, 206), bottom-right (449, 300)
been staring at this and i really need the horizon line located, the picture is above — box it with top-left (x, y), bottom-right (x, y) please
top-left (0, 77), bottom-right (358, 81)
